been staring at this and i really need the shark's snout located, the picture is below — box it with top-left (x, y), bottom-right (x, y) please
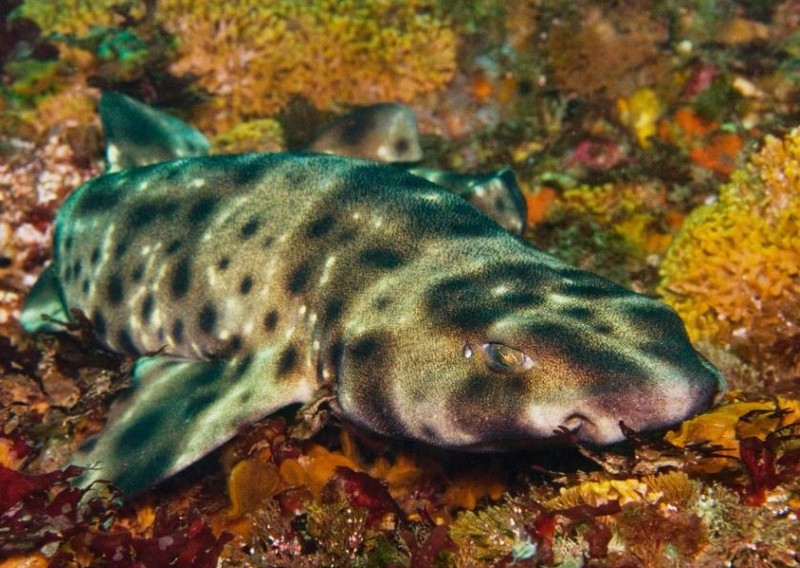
top-left (539, 354), bottom-right (727, 446)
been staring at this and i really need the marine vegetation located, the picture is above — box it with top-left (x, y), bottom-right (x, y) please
top-left (12, 0), bottom-right (457, 133)
top-left (660, 126), bottom-right (800, 376)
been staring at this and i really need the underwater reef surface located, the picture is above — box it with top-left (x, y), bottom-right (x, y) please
top-left (1, 1), bottom-right (799, 566)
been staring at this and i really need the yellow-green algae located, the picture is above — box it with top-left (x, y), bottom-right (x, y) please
top-left (15, 0), bottom-right (457, 134)
top-left (659, 126), bottom-right (800, 372)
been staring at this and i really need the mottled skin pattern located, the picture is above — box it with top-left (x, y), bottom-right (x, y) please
top-left (22, 153), bottom-right (724, 493)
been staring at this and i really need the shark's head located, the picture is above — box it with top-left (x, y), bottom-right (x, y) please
top-left (334, 231), bottom-right (725, 449)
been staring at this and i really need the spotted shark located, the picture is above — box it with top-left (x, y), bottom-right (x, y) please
top-left (21, 98), bottom-right (725, 494)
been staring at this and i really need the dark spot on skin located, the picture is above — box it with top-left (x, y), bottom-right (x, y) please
top-left (239, 392), bottom-right (252, 404)
top-left (73, 260), bottom-right (83, 279)
top-left (308, 215), bottom-right (334, 238)
top-left (171, 257), bottom-right (191, 298)
top-left (172, 318), bottom-right (184, 343)
top-left (92, 311), bottom-right (106, 338)
top-left (284, 169), bottom-right (307, 187)
top-left (141, 293), bottom-right (154, 321)
top-left (350, 336), bottom-right (380, 360)
top-left (129, 200), bottom-right (180, 229)
top-left (340, 332), bottom-right (404, 437)
top-left (427, 279), bottom-right (473, 305)
top-left (114, 241), bottom-right (128, 260)
top-left (128, 203), bottom-right (159, 229)
top-left (431, 277), bottom-right (471, 296)
top-left (76, 184), bottom-right (122, 213)
top-left (394, 138), bottom-right (410, 155)
top-left (356, 380), bottom-right (406, 437)
top-left (239, 275), bottom-right (253, 295)
top-left (157, 327), bottom-right (165, 342)
top-left (235, 355), bottom-right (254, 377)
top-left (107, 273), bottom-right (124, 305)
top-left (277, 346), bottom-right (298, 376)
top-left (446, 374), bottom-right (529, 437)
top-left (228, 335), bottom-right (242, 353)
top-left (117, 329), bottom-right (139, 355)
top-left (562, 306), bottom-right (592, 320)
top-left (240, 217), bottom-right (260, 239)
top-left (502, 292), bottom-right (543, 307)
top-left (188, 196), bottom-right (219, 223)
top-left (461, 375), bottom-right (490, 399)
top-left (218, 257), bottom-right (230, 270)
top-left (62, 264), bottom-right (72, 283)
top-left (263, 310), bottom-right (279, 332)
top-left (82, 279), bottom-right (90, 295)
top-left (322, 299), bottom-right (343, 322)
top-left (198, 302), bottom-right (217, 334)
top-left (288, 264), bottom-right (310, 294)
top-left (111, 441), bottom-right (174, 495)
top-left (374, 296), bottom-right (391, 312)
top-left (359, 248), bottom-right (404, 269)
top-left (557, 267), bottom-right (626, 295)
top-left (231, 157), bottom-right (278, 187)
top-left (263, 236), bottom-right (274, 249)
top-left (116, 406), bottom-right (165, 453)
top-left (90, 247), bottom-right (101, 266)
top-left (131, 262), bottom-right (145, 282)
top-left (183, 391), bottom-right (218, 419)
top-left (166, 239), bottom-right (182, 255)
top-left (449, 307), bottom-right (509, 330)
top-left (339, 113), bottom-right (375, 145)
top-left (329, 341), bottom-right (344, 372)
top-left (64, 234), bottom-right (73, 252)
top-left (629, 303), bottom-right (687, 337)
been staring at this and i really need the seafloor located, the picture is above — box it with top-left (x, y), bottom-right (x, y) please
top-left (1, 1), bottom-right (799, 566)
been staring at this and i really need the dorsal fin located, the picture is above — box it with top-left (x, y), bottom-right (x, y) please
top-left (408, 167), bottom-right (528, 234)
top-left (99, 92), bottom-right (210, 172)
top-left (308, 103), bottom-right (422, 163)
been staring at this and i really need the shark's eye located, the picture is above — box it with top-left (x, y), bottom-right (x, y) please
top-left (479, 342), bottom-right (534, 374)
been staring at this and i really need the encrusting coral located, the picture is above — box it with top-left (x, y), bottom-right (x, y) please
top-left (15, 0), bottom-right (458, 135)
top-left (659, 126), bottom-right (800, 373)
top-left (162, 0), bottom-right (457, 132)
top-left (13, 0), bottom-right (143, 36)
top-left (544, 1), bottom-right (670, 99)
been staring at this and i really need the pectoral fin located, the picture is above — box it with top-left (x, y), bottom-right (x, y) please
top-left (20, 264), bottom-right (71, 333)
top-left (72, 350), bottom-right (310, 494)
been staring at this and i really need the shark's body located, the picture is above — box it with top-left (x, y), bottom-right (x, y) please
top-left (21, 98), bottom-right (725, 495)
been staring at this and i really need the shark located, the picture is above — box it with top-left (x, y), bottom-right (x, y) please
top-left (20, 94), bottom-right (726, 494)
